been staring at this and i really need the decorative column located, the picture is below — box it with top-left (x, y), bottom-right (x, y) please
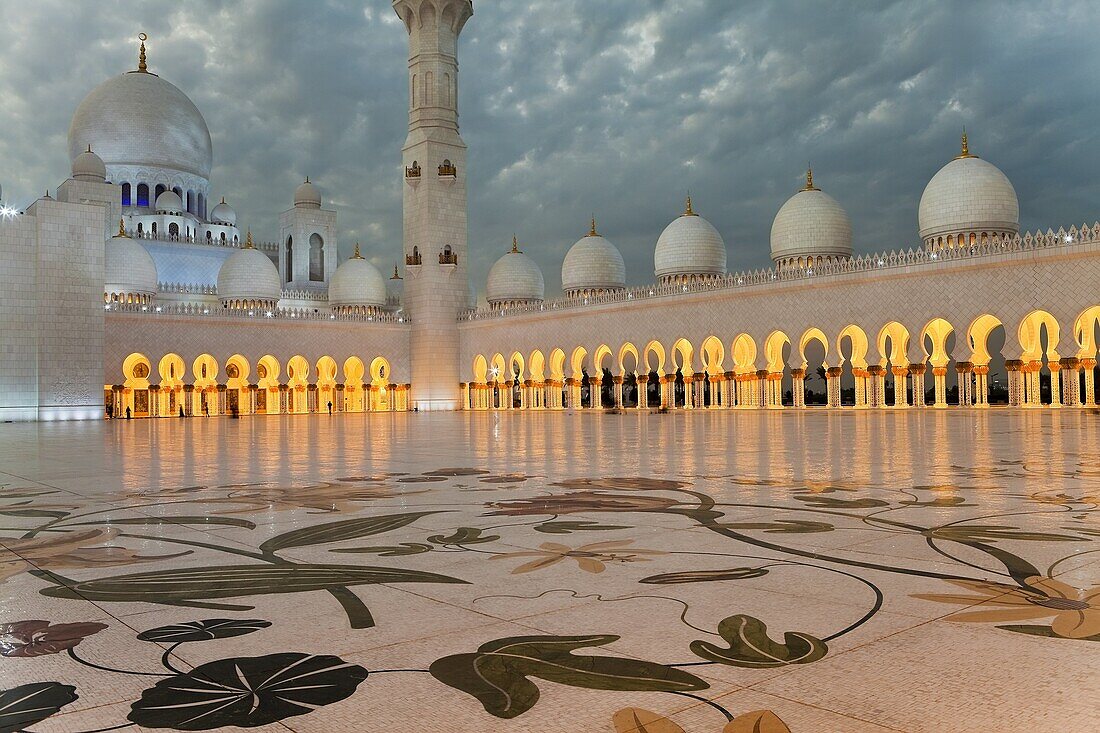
top-left (182, 385), bottom-right (195, 416)
top-left (826, 367), bottom-right (842, 408)
top-left (659, 376), bottom-right (671, 409)
top-left (388, 383), bottom-right (399, 411)
top-left (909, 364), bottom-right (926, 407)
top-left (867, 366), bottom-right (884, 408)
top-left (891, 367), bottom-right (909, 407)
top-left (710, 375), bottom-right (725, 408)
top-left (972, 366), bottom-right (988, 407)
top-left (636, 375), bottom-right (649, 410)
top-left (1025, 361), bottom-right (1043, 406)
top-left (1081, 358), bottom-right (1096, 406)
top-left (1048, 361), bottom-right (1062, 408)
top-left (680, 375), bottom-right (693, 409)
top-left (588, 375), bottom-right (601, 409)
top-left (724, 371), bottom-right (736, 407)
top-left (148, 385), bottom-right (160, 417)
top-left (1005, 360), bottom-right (1023, 406)
top-left (790, 369), bottom-right (805, 408)
top-left (931, 367), bottom-right (948, 408)
top-left (955, 362), bottom-right (973, 407)
top-left (1059, 358), bottom-right (1080, 406)
top-left (613, 376), bottom-right (624, 409)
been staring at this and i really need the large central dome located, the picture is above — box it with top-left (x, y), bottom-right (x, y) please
top-left (68, 67), bottom-right (213, 181)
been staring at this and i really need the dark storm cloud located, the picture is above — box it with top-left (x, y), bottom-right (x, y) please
top-left (2, 0), bottom-right (1098, 300)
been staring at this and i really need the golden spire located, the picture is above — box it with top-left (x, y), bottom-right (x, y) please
top-left (352, 242), bottom-right (363, 259)
top-left (86, 144), bottom-right (92, 154)
top-left (391, 263), bottom-right (402, 279)
top-left (511, 234), bottom-right (520, 253)
top-left (801, 166), bottom-right (818, 191)
top-left (683, 195), bottom-right (698, 216)
top-left (245, 230), bottom-right (254, 249)
top-left (137, 33), bottom-right (148, 73)
top-left (304, 176), bottom-right (310, 183)
top-left (588, 216), bottom-right (598, 237)
top-left (220, 196), bottom-right (226, 204)
top-left (115, 218), bottom-right (130, 238)
top-left (955, 129), bottom-right (977, 159)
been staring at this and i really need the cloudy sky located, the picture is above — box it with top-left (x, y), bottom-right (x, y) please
top-left (2, 0), bottom-right (1099, 301)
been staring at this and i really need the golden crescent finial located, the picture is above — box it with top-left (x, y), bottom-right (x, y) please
top-left (801, 166), bottom-right (818, 192)
top-left (684, 194), bottom-right (696, 216)
top-left (245, 230), bottom-right (253, 249)
top-left (116, 218), bottom-right (129, 238)
top-left (511, 234), bottom-right (519, 253)
top-left (955, 128), bottom-right (976, 159)
top-left (588, 216), bottom-right (598, 237)
top-left (353, 242), bottom-right (362, 259)
top-left (137, 33), bottom-right (148, 73)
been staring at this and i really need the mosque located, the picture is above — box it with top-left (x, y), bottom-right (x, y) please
top-left (0, 0), bottom-right (1098, 421)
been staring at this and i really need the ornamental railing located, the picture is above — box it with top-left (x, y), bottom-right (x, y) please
top-left (463, 222), bottom-right (1100, 321)
top-left (107, 302), bottom-right (406, 324)
top-left (130, 230), bottom-right (279, 253)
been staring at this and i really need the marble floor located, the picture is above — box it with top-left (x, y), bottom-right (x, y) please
top-left (1, 409), bottom-right (1098, 733)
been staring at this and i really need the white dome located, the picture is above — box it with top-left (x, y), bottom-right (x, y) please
top-left (329, 247), bottom-right (387, 312)
top-left (154, 190), bottom-right (183, 214)
top-left (487, 238), bottom-right (545, 305)
top-left (294, 179), bottom-right (322, 209)
top-left (217, 235), bottom-right (281, 307)
top-left (71, 147), bottom-right (106, 182)
top-left (562, 221), bottom-right (626, 294)
top-left (918, 136), bottom-right (1019, 243)
top-left (770, 172), bottom-right (853, 264)
top-left (210, 198), bottom-right (236, 225)
top-left (68, 69), bottom-right (212, 181)
top-left (105, 225), bottom-right (158, 300)
top-left (654, 199), bottom-right (726, 280)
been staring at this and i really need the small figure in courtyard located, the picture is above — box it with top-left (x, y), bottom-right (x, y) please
top-left (105, 404), bottom-right (113, 419)
top-left (178, 406), bottom-right (185, 418)
top-left (327, 400), bottom-right (333, 415)
top-left (125, 406), bottom-right (131, 419)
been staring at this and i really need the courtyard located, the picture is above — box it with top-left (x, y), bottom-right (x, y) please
top-left (1, 409), bottom-right (1098, 732)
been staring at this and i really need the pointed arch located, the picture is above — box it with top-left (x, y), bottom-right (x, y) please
top-left (837, 325), bottom-right (869, 368)
top-left (763, 331), bottom-right (791, 373)
top-left (1017, 310), bottom-right (1061, 362)
top-left (570, 347), bottom-right (589, 379)
top-left (700, 336), bottom-right (724, 374)
top-left (967, 314), bottom-right (1003, 366)
top-left (471, 355), bottom-right (488, 383)
top-left (670, 338), bottom-right (694, 374)
top-left (920, 318), bottom-right (955, 368)
top-left (731, 333), bottom-right (758, 373)
top-left (798, 328), bottom-right (829, 369)
top-left (490, 353), bottom-right (507, 382)
top-left (618, 342), bottom-right (641, 376)
top-left (548, 349), bottom-right (566, 382)
top-left (593, 344), bottom-right (613, 373)
top-left (877, 322), bottom-right (911, 367)
top-left (508, 351), bottom-right (526, 382)
top-left (528, 350), bottom-right (546, 381)
top-left (642, 340), bottom-right (665, 376)
top-left (1074, 306), bottom-right (1100, 358)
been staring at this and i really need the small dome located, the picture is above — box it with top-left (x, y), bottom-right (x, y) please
top-left (294, 178), bottom-right (322, 209)
top-left (105, 220), bottom-right (157, 303)
top-left (210, 197), bottom-right (236, 225)
top-left (562, 219), bottom-right (626, 295)
top-left (154, 190), bottom-right (184, 214)
top-left (487, 237), bottom-right (545, 306)
top-left (217, 233), bottom-right (281, 308)
top-left (71, 146), bottom-right (106, 181)
top-left (770, 170), bottom-right (853, 265)
top-left (329, 245), bottom-right (387, 314)
top-left (654, 198), bottom-right (726, 282)
top-left (918, 134), bottom-right (1019, 245)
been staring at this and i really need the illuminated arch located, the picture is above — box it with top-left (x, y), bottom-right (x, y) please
top-left (548, 349), bottom-right (566, 381)
top-left (508, 351), bottom-right (526, 381)
top-left (731, 333), bottom-right (757, 373)
top-left (192, 354), bottom-right (219, 386)
top-left (763, 331), bottom-right (791, 373)
top-left (122, 353), bottom-right (152, 386)
top-left (1073, 306), bottom-right (1100, 358)
top-left (490, 353), bottom-right (507, 383)
top-left (643, 340), bottom-right (665, 375)
top-left (1017, 310), bottom-right (1061, 362)
top-left (966, 314), bottom-right (1003, 366)
top-left (593, 344), bottom-right (613, 373)
top-left (225, 354), bottom-right (250, 386)
top-left (369, 357), bottom-right (391, 385)
top-left (671, 338), bottom-right (694, 374)
top-left (876, 322), bottom-right (911, 367)
top-left (798, 328), bottom-right (829, 370)
top-left (837, 325), bottom-right (869, 368)
top-left (700, 336), bottom-right (724, 374)
top-left (569, 346), bottom-right (588, 379)
top-left (618, 342), bottom-right (641, 376)
top-left (343, 357), bottom-right (366, 384)
top-left (528, 350), bottom-right (546, 381)
top-left (919, 318), bottom-right (954, 368)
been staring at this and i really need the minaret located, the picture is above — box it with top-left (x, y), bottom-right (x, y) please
top-left (393, 0), bottom-right (473, 411)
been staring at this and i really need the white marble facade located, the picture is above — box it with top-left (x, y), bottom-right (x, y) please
top-left (1, 1), bottom-right (1099, 420)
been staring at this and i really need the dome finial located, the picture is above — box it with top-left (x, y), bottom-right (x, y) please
top-left (220, 196), bottom-right (226, 204)
top-left (801, 166), bottom-right (818, 192)
top-left (511, 234), bottom-right (520, 253)
top-left (86, 144), bottom-right (92, 154)
top-left (588, 216), bottom-right (598, 237)
top-left (352, 242), bottom-right (363, 259)
top-left (391, 263), bottom-right (401, 279)
top-left (684, 194), bottom-right (697, 216)
top-left (955, 128), bottom-right (977, 159)
top-left (245, 230), bottom-right (253, 249)
top-left (305, 175), bottom-right (310, 184)
top-left (137, 33), bottom-right (148, 73)
top-left (115, 218), bottom-right (130, 238)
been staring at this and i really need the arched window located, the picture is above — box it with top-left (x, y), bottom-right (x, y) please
top-left (121, 183), bottom-right (131, 207)
top-left (169, 222), bottom-right (179, 237)
top-left (197, 193), bottom-right (205, 220)
top-left (286, 236), bottom-right (294, 282)
top-left (220, 232), bottom-right (226, 243)
top-left (151, 222), bottom-right (158, 236)
top-left (137, 223), bottom-right (143, 234)
top-left (136, 184), bottom-right (150, 207)
top-left (173, 186), bottom-right (183, 200)
top-left (309, 233), bottom-right (324, 281)
top-left (444, 73), bottom-right (451, 108)
top-left (425, 71), bottom-right (433, 106)
top-left (155, 184), bottom-right (166, 203)
top-left (411, 74), bottom-right (417, 109)
top-left (206, 231), bottom-right (212, 241)
top-left (186, 191), bottom-right (195, 215)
